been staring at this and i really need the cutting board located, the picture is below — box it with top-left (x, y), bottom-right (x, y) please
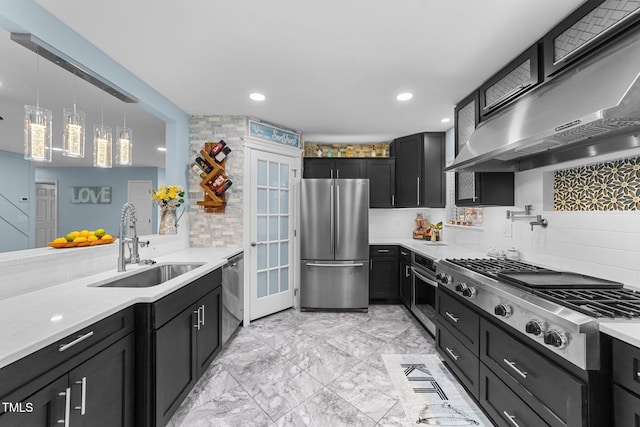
top-left (497, 271), bottom-right (623, 289)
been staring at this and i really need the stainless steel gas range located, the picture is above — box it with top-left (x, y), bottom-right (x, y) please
top-left (436, 258), bottom-right (639, 370)
top-left (434, 257), bottom-right (640, 426)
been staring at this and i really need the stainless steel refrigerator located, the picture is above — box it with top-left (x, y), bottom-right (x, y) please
top-left (300, 178), bottom-right (369, 310)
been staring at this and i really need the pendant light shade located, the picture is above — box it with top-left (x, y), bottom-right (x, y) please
top-left (93, 125), bottom-right (112, 168)
top-left (63, 107), bottom-right (85, 158)
top-left (24, 105), bottom-right (52, 162)
top-left (115, 126), bottom-right (133, 166)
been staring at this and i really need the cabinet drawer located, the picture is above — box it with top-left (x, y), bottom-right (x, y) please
top-left (480, 363), bottom-right (549, 427)
top-left (436, 288), bottom-right (479, 353)
top-left (154, 268), bottom-right (222, 328)
top-left (0, 307), bottom-right (134, 398)
top-left (436, 323), bottom-right (479, 398)
top-left (369, 245), bottom-right (398, 257)
top-left (480, 318), bottom-right (585, 427)
top-left (613, 384), bottom-right (640, 427)
top-left (613, 338), bottom-right (640, 396)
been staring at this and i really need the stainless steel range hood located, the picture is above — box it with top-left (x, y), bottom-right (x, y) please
top-left (447, 29), bottom-right (640, 172)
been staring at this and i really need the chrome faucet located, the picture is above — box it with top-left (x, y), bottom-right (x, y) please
top-left (118, 202), bottom-right (151, 271)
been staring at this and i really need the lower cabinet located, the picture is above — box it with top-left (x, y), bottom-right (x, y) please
top-left (369, 246), bottom-right (399, 302)
top-left (399, 249), bottom-right (411, 307)
top-left (612, 338), bottom-right (640, 426)
top-left (0, 332), bottom-right (135, 427)
top-left (137, 268), bottom-right (222, 427)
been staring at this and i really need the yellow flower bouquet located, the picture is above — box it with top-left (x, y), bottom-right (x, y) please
top-left (152, 185), bottom-right (185, 208)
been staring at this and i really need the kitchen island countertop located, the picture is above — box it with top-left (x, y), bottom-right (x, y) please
top-left (370, 237), bottom-right (485, 260)
top-left (599, 321), bottom-right (640, 348)
top-left (0, 247), bottom-right (241, 370)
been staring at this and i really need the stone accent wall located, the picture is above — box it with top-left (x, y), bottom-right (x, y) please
top-left (189, 116), bottom-right (247, 247)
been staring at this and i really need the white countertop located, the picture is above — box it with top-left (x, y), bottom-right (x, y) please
top-left (598, 321), bottom-right (640, 348)
top-left (370, 237), bottom-right (485, 260)
top-left (0, 247), bottom-right (241, 369)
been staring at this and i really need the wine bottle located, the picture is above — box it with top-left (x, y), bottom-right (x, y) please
top-left (190, 162), bottom-right (207, 179)
top-left (206, 174), bottom-right (227, 192)
top-left (214, 179), bottom-right (233, 196)
top-left (214, 146), bottom-right (232, 163)
top-left (195, 156), bottom-right (213, 174)
top-left (209, 140), bottom-right (227, 157)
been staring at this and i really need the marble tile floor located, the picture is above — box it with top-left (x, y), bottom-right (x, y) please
top-left (168, 304), bottom-right (492, 427)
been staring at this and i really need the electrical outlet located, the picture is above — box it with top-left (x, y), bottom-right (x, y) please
top-left (503, 219), bottom-right (512, 238)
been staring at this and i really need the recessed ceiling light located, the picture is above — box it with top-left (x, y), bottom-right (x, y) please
top-left (250, 92), bottom-right (266, 101)
top-left (396, 92), bottom-right (413, 101)
top-left (157, 147), bottom-right (166, 152)
top-left (441, 118), bottom-right (451, 123)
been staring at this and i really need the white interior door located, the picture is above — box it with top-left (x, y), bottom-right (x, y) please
top-left (35, 181), bottom-right (57, 247)
top-left (128, 180), bottom-right (152, 235)
top-left (249, 150), bottom-right (297, 320)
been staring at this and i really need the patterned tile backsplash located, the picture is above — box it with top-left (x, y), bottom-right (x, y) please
top-left (554, 156), bottom-right (640, 211)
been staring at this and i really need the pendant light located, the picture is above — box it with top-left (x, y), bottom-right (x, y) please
top-left (24, 52), bottom-right (52, 162)
top-left (62, 73), bottom-right (85, 158)
top-left (93, 91), bottom-right (112, 168)
top-left (115, 112), bottom-right (133, 166)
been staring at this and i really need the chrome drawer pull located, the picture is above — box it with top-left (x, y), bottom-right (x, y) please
top-left (401, 251), bottom-right (407, 256)
top-left (377, 249), bottom-right (389, 253)
top-left (57, 387), bottom-right (71, 427)
top-left (200, 305), bottom-right (205, 326)
top-left (637, 371), bottom-right (640, 380)
top-left (503, 358), bottom-right (528, 379)
top-left (74, 377), bottom-right (87, 415)
top-left (59, 331), bottom-right (94, 352)
top-left (445, 347), bottom-right (459, 361)
top-left (445, 311), bottom-right (459, 323)
top-left (503, 411), bottom-right (520, 427)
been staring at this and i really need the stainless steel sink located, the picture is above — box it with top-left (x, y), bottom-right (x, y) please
top-left (97, 262), bottom-right (204, 288)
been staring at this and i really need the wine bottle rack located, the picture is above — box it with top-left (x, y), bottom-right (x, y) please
top-left (196, 142), bottom-right (227, 213)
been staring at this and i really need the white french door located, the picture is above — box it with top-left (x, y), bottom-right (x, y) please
top-left (248, 148), bottom-right (298, 320)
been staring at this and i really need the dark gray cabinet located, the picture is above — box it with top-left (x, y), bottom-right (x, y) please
top-left (0, 309), bottom-right (136, 427)
top-left (137, 268), bottom-right (222, 427)
top-left (303, 158), bottom-right (366, 179)
top-left (612, 338), bottom-right (640, 426)
top-left (543, 0), bottom-right (640, 78)
top-left (303, 158), bottom-right (395, 208)
top-left (479, 44), bottom-right (541, 119)
top-left (391, 132), bottom-right (445, 208)
top-left (369, 246), bottom-right (399, 302)
top-left (398, 249), bottom-right (411, 308)
top-left (454, 92), bottom-right (514, 206)
top-left (366, 158), bottom-right (395, 208)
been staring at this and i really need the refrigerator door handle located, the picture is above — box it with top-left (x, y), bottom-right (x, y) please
top-left (330, 181), bottom-right (334, 255)
top-left (336, 182), bottom-right (340, 254)
top-left (306, 263), bottom-right (365, 267)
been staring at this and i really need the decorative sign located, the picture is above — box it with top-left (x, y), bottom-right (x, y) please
top-left (249, 120), bottom-right (301, 148)
top-left (71, 186), bottom-right (112, 204)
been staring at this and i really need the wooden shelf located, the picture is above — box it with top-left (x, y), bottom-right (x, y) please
top-left (194, 142), bottom-right (227, 213)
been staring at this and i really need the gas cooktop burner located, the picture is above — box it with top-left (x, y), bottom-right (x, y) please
top-left (535, 288), bottom-right (640, 318)
top-left (446, 258), bottom-right (550, 279)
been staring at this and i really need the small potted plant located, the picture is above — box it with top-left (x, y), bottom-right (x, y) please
top-left (427, 221), bottom-right (443, 242)
top-left (152, 184), bottom-right (185, 234)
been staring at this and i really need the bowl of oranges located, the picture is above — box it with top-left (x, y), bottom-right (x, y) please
top-left (48, 229), bottom-right (116, 249)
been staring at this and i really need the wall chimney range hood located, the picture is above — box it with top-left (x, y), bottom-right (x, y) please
top-left (447, 29), bottom-right (640, 172)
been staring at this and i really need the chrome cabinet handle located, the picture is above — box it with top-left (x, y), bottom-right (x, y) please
top-left (370, 259), bottom-right (373, 270)
top-left (503, 358), bottom-right (528, 379)
top-left (200, 305), bottom-right (205, 326)
top-left (377, 249), bottom-right (389, 253)
top-left (636, 371), bottom-right (640, 380)
top-left (445, 347), bottom-right (459, 361)
top-left (336, 169), bottom-right (340, 179)
top-left (193, 308), bottom-right (201, 330)
top-left (307, 263), bottom-right (364, 268)
top-left (74, 377), bottom-right (87, 415)
top-left (416, 177), bottom-right (420, 206)
top-left (401, 251), bottom-right (407, 256)
top-left (445, 311), bottom-right (459, 323)
top-left (57, 387), bottom-right (71, 426)
top-left (503, 411), bottom-right (520, 427)
top-left (391, 195), bottom-right (395, 206)
top-left (59, 331), bottom-right (94, 352)
top-left (405, 265), bottom-right (410, 277)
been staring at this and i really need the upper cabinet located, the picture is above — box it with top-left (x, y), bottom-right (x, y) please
top-left (303, 158), bottom-right (366, 179)
top-left (455, 92), bottom-right (515, 206)
top-left (479, 44), bottom-right (541, 120)
top-left (543, 0), bottom-right (640, 78)
top-left (391, 132), bottom-right (445, 208)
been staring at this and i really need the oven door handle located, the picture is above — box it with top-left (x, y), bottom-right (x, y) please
top-left (411, 267), bottom-right (437, 287)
